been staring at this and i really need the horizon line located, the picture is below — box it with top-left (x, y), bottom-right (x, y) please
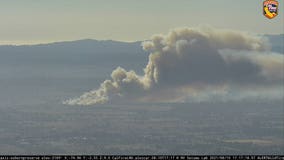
top-left (0, 38), bottom-right (144, 46)
top-left (1, 33), bottom-right (283, 46)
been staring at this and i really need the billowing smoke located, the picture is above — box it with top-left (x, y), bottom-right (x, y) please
top-left (63, 27), bottom-right (283, 105)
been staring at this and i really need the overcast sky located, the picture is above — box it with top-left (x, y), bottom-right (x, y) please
top-left (1, 0), bottom-right (283, 44)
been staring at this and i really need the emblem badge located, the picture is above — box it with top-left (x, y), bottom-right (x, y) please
top-left (263, 0), bottom-right (279, 19)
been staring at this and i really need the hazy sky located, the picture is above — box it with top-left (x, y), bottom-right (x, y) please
top-left (1, 0), bottom-right (283, 44)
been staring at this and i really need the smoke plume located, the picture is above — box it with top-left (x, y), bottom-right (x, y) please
top-left (63, 27), bottom-right (283, 105)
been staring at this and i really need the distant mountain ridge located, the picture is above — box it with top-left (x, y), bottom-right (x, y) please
top-left (264, 34), bottom-right (284, 53)
top-left (0, 39), bottom-right (143, 55)
top-left (1, 34), bottom-right (282, 53)
top-left (0, 38), bottom-right (149, 75)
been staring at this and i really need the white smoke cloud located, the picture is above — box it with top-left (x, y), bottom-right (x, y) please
top-left (63, 27), bottom-right (284, 105)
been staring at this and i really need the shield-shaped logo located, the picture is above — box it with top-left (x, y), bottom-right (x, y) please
top-left (263, 0), bottom-right (279, 19)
